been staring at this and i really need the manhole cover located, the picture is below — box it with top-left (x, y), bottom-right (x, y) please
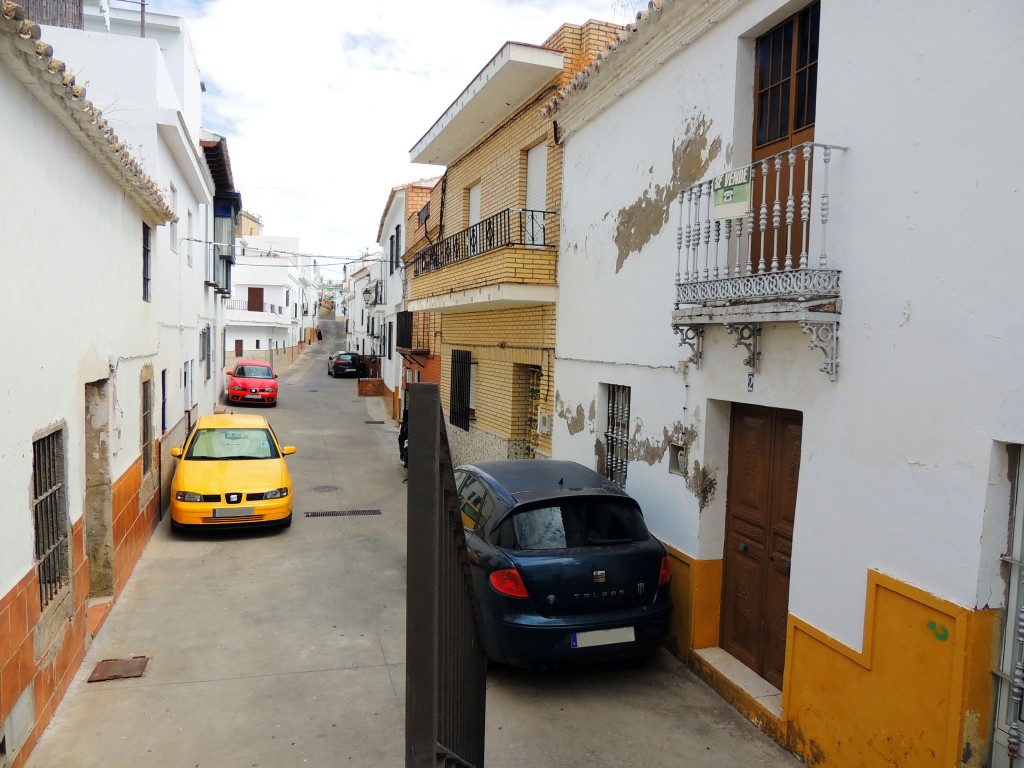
top-left (310, 485), bottom-right (342, 492)
top-left (365, 420), bottom-right (385, 425)
top-left (88, 656), bottom-right (149, 683)
top-left (305, 509), bottom-right (382, 518)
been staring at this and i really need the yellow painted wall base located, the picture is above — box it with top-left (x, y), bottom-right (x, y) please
top-left (661, 550), bottom-right (998, 768)
top-left (783, 570), bottom-right (998, 768)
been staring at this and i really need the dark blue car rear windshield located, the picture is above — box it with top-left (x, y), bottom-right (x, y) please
top-left (490, 497), bottom-right (649, 550)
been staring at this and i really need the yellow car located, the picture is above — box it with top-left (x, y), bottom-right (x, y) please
top-left (169, 413), bottom-right (296, 531)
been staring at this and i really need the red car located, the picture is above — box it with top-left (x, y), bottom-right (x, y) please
top-left (226, 360), bottom-right (279, 406)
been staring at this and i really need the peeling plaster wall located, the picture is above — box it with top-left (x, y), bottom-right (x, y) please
top-left (553, 0), bottom-right (1024, 653)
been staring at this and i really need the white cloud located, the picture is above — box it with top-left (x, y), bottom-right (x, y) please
top-left (148, 0), bottom-right (648, 262)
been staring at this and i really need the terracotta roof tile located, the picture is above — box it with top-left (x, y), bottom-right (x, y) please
top-left (1, 0), bottom-right (175, 225)
top-left (540, 0), bottom-right (664, 119)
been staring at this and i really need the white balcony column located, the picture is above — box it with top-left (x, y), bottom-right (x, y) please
top-left (784, 148), bottom-right (796, 271)
top-left (758, 159), bottom-right (769, 275)
top-left (771, 154), bottom-right (783, 273)
top-left (800, 143), bottom-right (812, 270)
top-left (820, 145), bottom-right (833, 269)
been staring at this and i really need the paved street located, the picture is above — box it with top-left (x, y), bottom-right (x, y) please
top-left (27, 322), bottom-right (800, 768)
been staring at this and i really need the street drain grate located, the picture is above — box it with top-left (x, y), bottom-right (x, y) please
top-left (305, 509), bottom-right (382, 518)
top-left (310, 485), bottom-right (342, 492)
top-left (88, 656), bottom-right (149, 683)
top-left (308, 389), bottom-right (321, 393)
top-left (365, 420), bottom-right (385, 425)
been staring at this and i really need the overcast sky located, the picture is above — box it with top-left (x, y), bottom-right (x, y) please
top-left (140, 0), bottom-right (647, 280)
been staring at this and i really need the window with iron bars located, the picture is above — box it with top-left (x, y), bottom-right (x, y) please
top-left (604, 384), bottom-right (631, 487)
top-left (142, 223), bottom-right (151, 302)
top-left (450, 350), bottom-right (474, 431)
top-left (32, 426), bottom-right (69, 610)
top-left (142, 378), bottom-right (154, 475)
top-left (204, 324), bottom-right (212, 381)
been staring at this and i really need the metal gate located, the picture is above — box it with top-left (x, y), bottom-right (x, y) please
top-left (406, 383), bottom-right (487, 768)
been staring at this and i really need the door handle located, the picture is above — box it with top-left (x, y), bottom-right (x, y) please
top-left (738, 541), bottom-right (748, 553)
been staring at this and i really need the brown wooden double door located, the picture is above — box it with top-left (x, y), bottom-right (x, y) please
top-left (721, 404), bottom-right (802, 689)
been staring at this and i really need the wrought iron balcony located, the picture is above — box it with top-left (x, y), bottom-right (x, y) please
top-left (413, 207), bottom-right (553, 276)
top-left (671, 142), bottom-right (846, 379)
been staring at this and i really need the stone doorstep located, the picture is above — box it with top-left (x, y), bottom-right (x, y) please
top-left (690, 646), bottom-right (785, 744)
top-left (86, 597), bottom-right (114, 640)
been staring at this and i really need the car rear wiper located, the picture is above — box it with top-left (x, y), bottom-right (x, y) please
top-left (585, 536), bottom-right (633, 545)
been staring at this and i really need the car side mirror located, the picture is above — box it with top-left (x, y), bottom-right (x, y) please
top-left (274, 374), bottom-right (278, 379)
top-left (170, 447), bottom-right (182, 458)
top-left (282, 446), bottom-right (296, 455)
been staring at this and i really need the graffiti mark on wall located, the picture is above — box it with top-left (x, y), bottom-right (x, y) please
top-left (926, 620), bottom-right (950, 642)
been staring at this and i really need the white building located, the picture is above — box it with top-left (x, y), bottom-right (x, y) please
top-left (226, 234), bottom-right (320, 372)
top-left (1, 3), bottom-right (177, 763)
top-left (376, 185), bottom-right (407, 415)
top-left (544, 1), bottom-right (1022, 765)
top-left (43, 2), bottom-right (228, 498)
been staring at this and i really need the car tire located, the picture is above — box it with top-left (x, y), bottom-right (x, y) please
top-left (280, 514), bottom-right (292, 529)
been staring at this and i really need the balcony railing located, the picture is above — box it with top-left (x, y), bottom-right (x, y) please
top-left (671, 142), bottom-right (846, 380)
top-left (225, 300), bottom-right (285, 314)
top-left (674, 142), bottom-right (845, 308)
top-left (413, 207), bottom-right (553, 276)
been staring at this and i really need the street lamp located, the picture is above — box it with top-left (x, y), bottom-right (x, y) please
top-left (362, 284), bottom-right (373, 306)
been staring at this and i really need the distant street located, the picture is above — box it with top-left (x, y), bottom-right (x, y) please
top-left (27, 321), bottom-right (799, 767)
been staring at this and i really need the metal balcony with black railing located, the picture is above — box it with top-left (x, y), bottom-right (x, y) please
top-left (413, 207), bottom-right (553, 276)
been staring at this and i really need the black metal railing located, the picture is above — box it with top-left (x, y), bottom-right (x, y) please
top-left (406, 384), bottom-right (486, 768)
top-left (413, 207), bottom-right (553, 275)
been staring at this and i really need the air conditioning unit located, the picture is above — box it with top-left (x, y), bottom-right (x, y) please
top-left (537, 408), bottom-right (552, 435)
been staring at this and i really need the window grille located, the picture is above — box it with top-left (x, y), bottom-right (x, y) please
top-left (604, 384), bottom-right (631, 487)
top-left (450, 350), bottom-right (473, 431)
top-left (142, 223), bottom-right (151, 302)
top-left (204, 324), bottom-right (212, 381)
top-left (142, 379), bottom-right (154, 474)
top-left (32, 428), bottom-right (69, 609)
top-left (169, 183), bottom-right (178, 252)
top-left (387, 321), bottom-right (394, 361)
top-left (996, 447), bottom-right (1024, 762)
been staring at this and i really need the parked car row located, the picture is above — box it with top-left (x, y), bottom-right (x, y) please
top-left (176, 350), bottom-right (669, 667)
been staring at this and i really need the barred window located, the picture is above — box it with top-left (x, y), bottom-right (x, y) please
top-left (142, 378), bottom-right (154, 474)
top-left (142, 223), bottom-right (152, 302)
top-left (32, 427), bottom-right (69, 609)
top-left (450, 350), bottom-right (473, 431)
top-left (604, 384), bottom-right (631, 487)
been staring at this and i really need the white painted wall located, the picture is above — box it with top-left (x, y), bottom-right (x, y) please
top-left (44, 12), bottom-right (223, 435)
top-left (379, 190), bottom-right (407, 396)
top-left (553, 0), bottom-right (1024, 649)
top-left (0, 65), bottom-right (163, 596)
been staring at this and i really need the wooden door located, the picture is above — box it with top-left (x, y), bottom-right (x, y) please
top-left (750, 2), bottom-right (819, 272)
top-left (247, 286), bottom-right (264, 312)
top-left (721, 403), bottom-right (802, 689)
top-left (234, 339), bottom-right (243, 357)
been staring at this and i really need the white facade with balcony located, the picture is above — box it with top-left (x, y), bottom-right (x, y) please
top-left (226, 235), bottom-right (320, 370)
top-left (546, 1), bottom-right (1024, 765)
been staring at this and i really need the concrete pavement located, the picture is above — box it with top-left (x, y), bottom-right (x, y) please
top-left (26, 322), bottom-right (801, 767)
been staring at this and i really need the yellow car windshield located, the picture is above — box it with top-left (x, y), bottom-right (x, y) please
top-left (185, 428), bottom-right (280, 460)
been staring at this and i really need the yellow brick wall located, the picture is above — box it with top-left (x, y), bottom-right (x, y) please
top-left (410, 246), bottom-right (557, 301)
top-left (439, 305), bottom-right (555, 457)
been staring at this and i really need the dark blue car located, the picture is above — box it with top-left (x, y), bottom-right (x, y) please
top-left (453, 460), bottom-right (672, 667)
